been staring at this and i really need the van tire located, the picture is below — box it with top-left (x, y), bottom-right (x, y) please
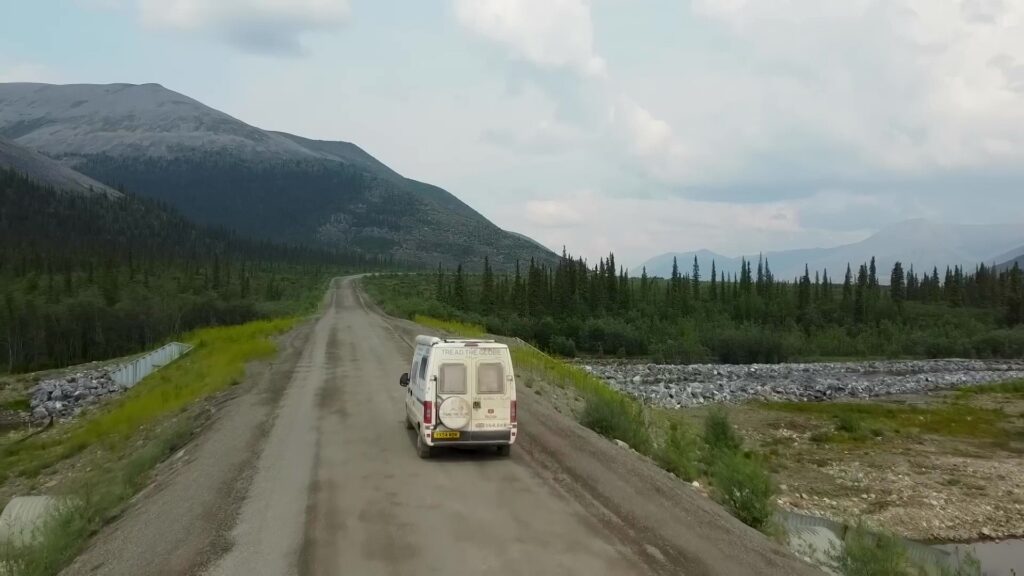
top-left (496, 445), bottom-right (511, 457)
top-left (416, 431), bottom-right (433, 459)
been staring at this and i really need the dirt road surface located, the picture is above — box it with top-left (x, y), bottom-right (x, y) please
top-left (63, 277), bottom-right (821, 576)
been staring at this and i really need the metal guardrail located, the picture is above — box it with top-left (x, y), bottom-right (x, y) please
top-left (777, 510), bottom-right (952, 571)
top-left (109, 342), bottom-right (194, 389)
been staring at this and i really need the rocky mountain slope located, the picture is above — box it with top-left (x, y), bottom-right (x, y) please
top-left (0, 82), bottom-right (554, 268)
top-left (637, 219), bottom-right (1024, 279)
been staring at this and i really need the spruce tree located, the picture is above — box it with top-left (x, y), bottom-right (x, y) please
top-left (890, 261), bottom-right (905, 304)
top-left (709, 260), bottom-right (717, 301)
top-left (692, 256), bottom-right (700, 300)
top-left (453, 263), bottom-right (467, 310)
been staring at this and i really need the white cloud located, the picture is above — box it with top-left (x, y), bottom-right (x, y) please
top-left (610, 97), bottom-right (697, 182)
top-left (525, 199), bottom-right (585, 227)
top-left (492, 189), bottom-right (876, 265)
top-left (0, 62), bottom-right (56, 83)
top-left (684, 0), bottom-right (1024, 179)
top-left (138, 0), bottom-right (349, 56)
top-left (454, 0), bottom-right (606, 77)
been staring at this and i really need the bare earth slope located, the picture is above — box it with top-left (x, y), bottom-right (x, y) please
top-left (63, 278), bottom-right (820, 576)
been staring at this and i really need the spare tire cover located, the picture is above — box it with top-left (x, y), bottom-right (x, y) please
top-left (437, 396), bottom-right (472, 430)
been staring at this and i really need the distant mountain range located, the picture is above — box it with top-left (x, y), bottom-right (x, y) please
top-left (636, 219), bottom-right (1024, 280)
top-left (0, 82), bottom-right (555, 268)
top-left (998, 246), bottom-right (1024, 271)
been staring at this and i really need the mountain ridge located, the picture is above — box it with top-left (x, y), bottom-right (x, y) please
top-left (636, 219), bottom-right (1024, 279)
top-left (0, 82), bottom-right (554, 269)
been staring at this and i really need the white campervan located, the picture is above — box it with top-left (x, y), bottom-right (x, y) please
top-left (399, 336), bottom-right (518, 458)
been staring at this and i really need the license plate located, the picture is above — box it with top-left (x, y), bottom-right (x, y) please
top-left (433, 430), bottom-right (460, 440)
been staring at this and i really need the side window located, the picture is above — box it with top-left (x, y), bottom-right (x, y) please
top-left (418, 356), bottom-right (429, 383)
top-left (477, 363), bottom-right (504, 394)
top-left (438, 363), bottom-right (467, 395)
top-left (411, 351), bottom-right (422, 381)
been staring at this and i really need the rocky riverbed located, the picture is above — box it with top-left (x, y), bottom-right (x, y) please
top-left (582, 359), bottom-right (1024, 408)
top-left (29, 370), bottom-right (126, 422)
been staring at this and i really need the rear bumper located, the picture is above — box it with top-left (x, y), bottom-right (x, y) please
top-left (429, 429), bottom-right (513, 446)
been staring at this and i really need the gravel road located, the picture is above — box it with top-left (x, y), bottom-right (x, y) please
top-left (62, 277), bottom-right (821, 576)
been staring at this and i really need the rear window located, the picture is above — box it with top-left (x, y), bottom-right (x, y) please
top-left (477, 363), bottom-right (504, 394)
top-left (439, 363), bottom-right (467, 395)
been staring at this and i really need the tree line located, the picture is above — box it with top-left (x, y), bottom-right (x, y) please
top-left (369, 248), bottom-right (1024, 363)
top-left (0, 168), bottom-right (392, 373)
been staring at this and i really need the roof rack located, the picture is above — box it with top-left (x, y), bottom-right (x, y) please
top-left (442, 338), bottom-right (496, 344)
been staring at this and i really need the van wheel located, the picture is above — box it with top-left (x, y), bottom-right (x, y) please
top-left (496, 445), bottom-right (511, 457)
top-left (416, 431), bottom-right (433, 459)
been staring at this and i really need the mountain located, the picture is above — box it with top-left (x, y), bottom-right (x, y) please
top-left (0, 82), bottom-right (555, 268)
top-left (997, 246), bottom-right (1024, 271)
top-left (0, 136), bottom-right (119, 197)
top-left (636, 220), bottom-right (1024, 280)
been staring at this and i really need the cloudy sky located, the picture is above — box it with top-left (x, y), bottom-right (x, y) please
top-left (2, 0), bottom-right (1023, 265)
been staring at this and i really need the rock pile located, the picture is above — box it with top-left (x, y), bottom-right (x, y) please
top-left (582, 359), bottom-right (1024, 408)
top-left (29, 370), bottom-right (125, 422)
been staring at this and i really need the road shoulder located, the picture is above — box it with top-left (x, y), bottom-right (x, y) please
top-left (60, 319), bottom-right (316, 576)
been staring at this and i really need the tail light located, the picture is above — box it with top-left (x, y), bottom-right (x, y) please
top-left (510, 400), bottom-right (517, 424)
top-left (423, 400), bottom-right (433, 425)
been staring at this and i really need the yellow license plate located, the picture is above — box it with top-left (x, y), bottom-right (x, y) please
top-left (433, 431), bottom-right (460, 440)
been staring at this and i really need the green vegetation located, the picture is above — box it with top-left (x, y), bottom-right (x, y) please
top-left (828, 524), bottom-right (982, 576)
top-left (831, 525), bottom-right (909, 576)
top-left (76, 153), bottom-right (555, 271)
top-left (653, 422), bottom-right (700, 481)
top-left (764, 400), bottom-right (1016, 443)
top-left (957, 379), bottom-right (1024, 397)
top-left (0, 167), bottom-right (376, 375)
top-left (700, 409), bottom-right (776, 531)
top-left (703, 408), bottom-right (744, 456)
top-left (580, 391), bottom-right (653, 455)
top-left (413, 315), bottom-right (487, 338)
top-left (0, 319), bottom-right (295, 480)
top-left (0, 317), bottom-right (296, 575)
top-left (363, 244), bottom-right (1024, 363)
top-left (709, 450), bottom-right (775, 530)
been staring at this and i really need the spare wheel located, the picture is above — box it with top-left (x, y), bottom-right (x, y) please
top-left (437, 396), bottom-right (472, 430)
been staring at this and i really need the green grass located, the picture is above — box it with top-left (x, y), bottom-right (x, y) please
top-left (763, 400), bottom-right (1014, 442)
top-left (0, 316), bottom-right (299, 575)
top-left (0, 317), bottom-right (297, 480)
top-left (957, 379), bottom-right (1024, 397)
top-left (1, 397), bottom-right (30, 412)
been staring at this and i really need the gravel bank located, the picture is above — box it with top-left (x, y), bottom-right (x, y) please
top-left (29, 369), bottom-right (124, 422)
top-left (582, 359), bottom-right (1024, 408)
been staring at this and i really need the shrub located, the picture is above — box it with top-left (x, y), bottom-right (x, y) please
top-left (937, 548), bottom-right (982, 576)
top-left (580, 391), bottom-right (652, 455)
top-left (835, 412), bottom-right (864, 434)
top-left (549, 335), bottom-right (578, 358)
top-left (703, 407), bottom-right (742, 457)
top-left (651, 337), bottom-right (712, 364)
top-left (655, 422), bottom-right (700, 481)
top-left (708, 451), bottom-right (775, 531)
top-left (831, 525), bottom-right (907, 576)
